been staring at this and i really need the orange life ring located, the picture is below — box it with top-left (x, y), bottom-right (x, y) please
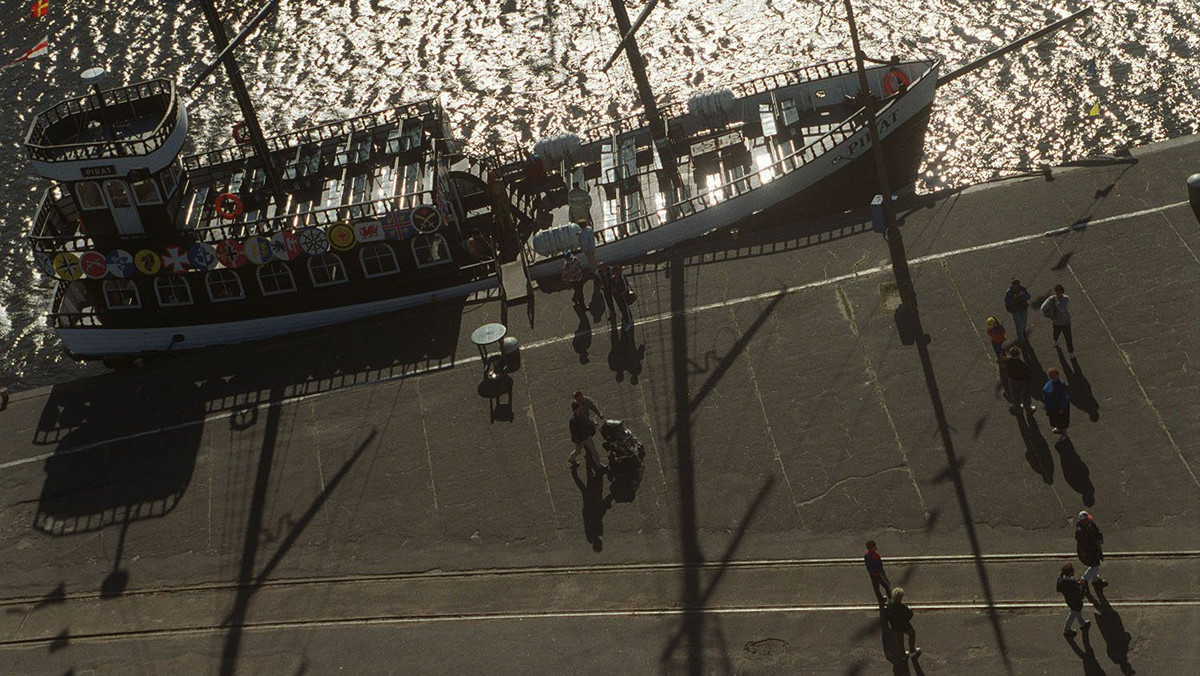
top-left (214, 192), bottom-right (244, 220)
top-left (882, 68), bottom-right (911, 96)
top-left (232, 122), bottom-right (252, 145)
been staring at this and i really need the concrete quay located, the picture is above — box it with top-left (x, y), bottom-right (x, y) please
top-left (1, 135), bottom-right (1200, 674)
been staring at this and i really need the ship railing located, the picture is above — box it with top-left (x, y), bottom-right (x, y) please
top-left (482, 58), bottom-right (863, 171)
top-left (27, 185), bottom-right (88, 254)
top-left (47, 283), bottom-right (100, 329)
top-left (184, 98), bottom-right (441, 171)
top-left (24, 79), bottom-right (179, 163)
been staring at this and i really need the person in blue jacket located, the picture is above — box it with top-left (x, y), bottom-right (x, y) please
top-left (1043, 367), bottom-right (1071, 436)
top-left (1004, 278), bottom-right (1032, 344)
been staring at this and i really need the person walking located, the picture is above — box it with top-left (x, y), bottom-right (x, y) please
top-left (595, 262), bottom-right (616, 320)
top-left (1043, 367), bottom-right (1071, 436)
top-left (568, 401), bottom-right (605, 471)
top-left (985, 316), bottom-right (1007, 361)
top-left (610, 264), bottom-right (634, 328)
top-left (1004, 346), bottom-right (1036, 414)
top-left (578, 219), bottom-right (598, 272)
top-left (1040, 284), bottom-right (1075, 358)
top-left (1058, 562), bottom-right (1091, 638)
top-left (573, 390), bottom-right (605, 423)
top-left (886, 587), bottom-right (921, 659)
top-left (561, 251), bottom-right (585, 309)
top-left (863, 540), bottom-right (892, 607)
top-left (1005, 278), bottom-right (1032, 344)
top-left (567, 181), bottom-right (593, 225)
top-left (1075, 511), bottom-right (1109, 591)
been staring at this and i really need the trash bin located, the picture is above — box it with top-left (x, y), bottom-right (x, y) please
top-left (501, 335), bottom-right (521, 372)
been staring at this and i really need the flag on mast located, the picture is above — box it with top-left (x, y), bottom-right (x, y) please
top-left (31, 0), bottom-right (49, 19)
top-left (11, 36), bottom-right (50, 63)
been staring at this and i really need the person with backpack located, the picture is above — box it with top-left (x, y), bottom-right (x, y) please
top-left (886, 587), bottom-right (921, 659)
top-left (1075, 511), bottom-right (1109, 591)
top-left (561, 252), bottom-right (585, 309)
top-left (569, 401), bottom-right (605, 471)
top-left (1057, 562), bottom-right (1091, 637)
top-left (1040, 284), bottom-right (1075, 358)
top-left (1005, 278), bottom-right (1032, 344)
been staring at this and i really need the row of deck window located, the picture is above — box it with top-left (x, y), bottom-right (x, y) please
top-left (100, 238), bottom-right (451, 310)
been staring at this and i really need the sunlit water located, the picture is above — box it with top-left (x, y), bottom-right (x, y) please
top-left (0, 0), bottom-right (1196, 390)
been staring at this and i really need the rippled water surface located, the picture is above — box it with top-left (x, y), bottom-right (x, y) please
top-left (0, 0), bottom-right (1196, 388)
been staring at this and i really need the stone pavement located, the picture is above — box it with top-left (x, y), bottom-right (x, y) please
top-left (1, 135), bottom-right (1200, 674)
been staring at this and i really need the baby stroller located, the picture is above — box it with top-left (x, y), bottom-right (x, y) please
top-left (600, 419), bottom-right (646, 480)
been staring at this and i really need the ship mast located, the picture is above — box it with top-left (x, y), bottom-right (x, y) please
top-left (195, 0), bottom-right (284, 198)
top-left (604, 0), bottom-right (677, 173)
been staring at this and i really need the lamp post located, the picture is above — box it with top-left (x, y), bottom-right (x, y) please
top-left (843, 0), bottom-right (916, 307)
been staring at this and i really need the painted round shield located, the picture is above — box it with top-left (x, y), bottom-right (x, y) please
top-left (216, 239), bottom-right (246, 268)
top-left (188, 242), bottom-right (218, 271)
top-left (411, 204), bottom-right (441, 234)
top-left (79, 251), bottom-right (108, 279)
top-left (270, 230), bottom-right (301, 261)
top-left (328, 223), bottom-right (356, 251)
top-left (162, 245), bottom-right (190, 275)
top-left (52, 252), bottom-right (82, 281)
top-left (297, 226), bottom-right (329, 256)
top-left (134, 249), bottom-right (162, 275)
top-left (243, 235), bottom-right (274, 265)
top-left (106, 249), bottom-right (136, 278)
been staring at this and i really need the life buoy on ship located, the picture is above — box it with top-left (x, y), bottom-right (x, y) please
top-left (882, 68), bottom-right (911, 96)
top-left (214, 192), bottom-right (244, 220)
top-left (232, 122), bottom-right (252, 145)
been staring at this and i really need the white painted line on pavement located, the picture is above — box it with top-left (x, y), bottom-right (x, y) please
top-left (2, 199), bottom-right (1189, 470)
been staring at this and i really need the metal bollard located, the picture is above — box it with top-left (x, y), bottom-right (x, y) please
top-left (1189, 174), bottom-right (1200, 225)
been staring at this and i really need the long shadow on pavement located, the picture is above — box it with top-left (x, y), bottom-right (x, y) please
top-left (1090, 591), bottom-right (1135, 675)
top-left (1060, 354), bottom-right (1100, 423)
top-left (571, 463), bottom-right (612, 552)
top-left (1055, 437), bottom-right (1096, 507)
top-left (1067, 628), bottom-right (1109, 676)
top-left (1016, 410), bottom-right (1056, 484)
top-left (895, 300), bottom-right (1013, 672)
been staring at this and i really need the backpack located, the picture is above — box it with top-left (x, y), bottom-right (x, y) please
top-left (1041, 298), bottom-right (1057, 319)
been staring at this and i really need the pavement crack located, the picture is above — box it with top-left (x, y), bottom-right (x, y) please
top-left (794, 465), bottom-right (907, 508)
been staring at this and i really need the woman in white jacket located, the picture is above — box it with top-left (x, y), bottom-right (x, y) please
top-left (1041, 285), bottom-right (1075, 358)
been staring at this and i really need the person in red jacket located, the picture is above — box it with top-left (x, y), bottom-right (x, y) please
top-left (863, 539), bottom-right (892, 607)
top-left (985, 316), bottom-right (1007, 361)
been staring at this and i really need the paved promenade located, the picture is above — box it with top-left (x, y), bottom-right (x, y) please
top-left (2, 135), bottom-right (1200, 674)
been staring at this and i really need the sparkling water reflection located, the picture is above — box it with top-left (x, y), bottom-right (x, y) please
top-left (0, 0), bottom-right (1195, 388)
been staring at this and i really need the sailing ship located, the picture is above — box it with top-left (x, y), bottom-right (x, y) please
top-left (26, 1), bottom-right (1088, 362)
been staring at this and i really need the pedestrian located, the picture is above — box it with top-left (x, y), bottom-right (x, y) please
top-left (610, 264), bottom-right (634, 328)
top-left (1075, 511), bottom-right (1109, 591)
top-left (567, 181), bottom-right (593, 225)
top-left (1040, 284), bottom-right (1075, 358)
top-left (578, 219), bottom-right (597, 272)
top-left (886, 587), bottom-right (921, 659)
top-left (1057, 562), bottom-right (1091, 638)
top-left (1003, 346), bottom-right (1036, 414)
top-left (1042, 367), bottom-right (1071, 436)
top-left (863, 539), bottom-right (892, 607)
top-left (595, 262), bottom-right (616, 319)
top-left (568, 401), bottom-right (605, 471)
top-left (1004, 278), bottom-right (1032, 344)
top-left (985, 316), bottom-right (1007, 361)
top-left (573, 390), bottom-right (605, 423)
top-left (561, 251), bottom-right (585, 309)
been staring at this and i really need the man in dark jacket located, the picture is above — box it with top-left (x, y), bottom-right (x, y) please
top-left (1003, 346), bottom-right (1036, 414)
top-left (1075, 511), bottom-right (1108, 591)
top-left (886, 587), bottom-right (921, 659)
top-left (568, 402), bottom-right (604, 471)
top-left (1005, 278), bottom-right (1032, 344)
top-left (1043, 367), bottom-right (1071, 436)
top-left (1058, 562), bottom-right (1091, 637)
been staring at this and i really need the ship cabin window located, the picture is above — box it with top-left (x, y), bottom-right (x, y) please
top-left (206, 269), bottom-right (245, 302)
top-left (103, 279), bottom-right (142, 310)
top-left (161, 161), bottom-right (180, 197)
top-left (309, 253), bottom-right (348, 287)
top-left (412, 234), bottom-right (451, 268)
top-left (257, 261), bottom-right (296, 296)
top-left (76, 181), bottom-right (106, 210)
top-left (360, 243), bottom-right (400, 278)
top-left (132, 178), bottom-right (163, 205)
top-left (154, 276), bottom-right (193, 307)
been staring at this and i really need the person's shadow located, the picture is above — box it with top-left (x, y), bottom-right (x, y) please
top-left (1056, 437), bottom-right (1096, 506)
top-left (1016, 409), bottom-right (1055, 484)
top-left (877, 606), bottom-right (926, 675)
top-left (571, 463), bottom-right (612, 552)
top-left (1091, 591), bottom-right (1135, 674)
top-left (1060, 354), bottom-right (1101, 422)
top-left (572, 307), bottom-right (592, 364)
top-left (1067, 626), bottom-right (1109, 676)
top-left (607, 323), bottom-right (646, 384)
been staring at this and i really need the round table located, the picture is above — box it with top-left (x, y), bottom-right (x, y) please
top-left (471, 323), bottom-right (508, 374)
